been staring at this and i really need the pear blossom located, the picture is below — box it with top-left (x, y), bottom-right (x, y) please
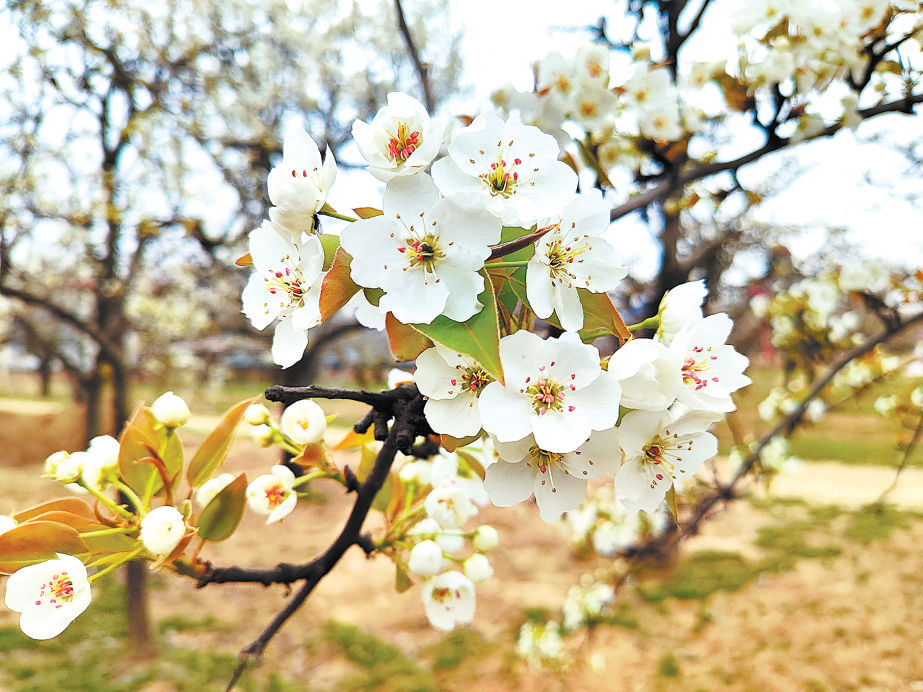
top-left (246, 465), bottom-right (298, 524)
top-left (669, 314), bottom-right (752, 412)
top-left (414, 344), bottom-right (494, 437)
top-left (241, 220), bottom-right (325, 367)
top-left (150, 391), bottom-right (191, 428)
top-left (656, 280), bottom-right (707, 345)
top-left (485, 427), bottom-right (621, 522)
top-left (609, 338), bottom-right (683, 411)
top-left (195, 473), bottom-right (236, 508)
top-left (265, 128), bottom-right (336, 236)
top-left (139, 505), bottom-right (187, 556)
top-left (280, 399), bottom-right (327, 445)
top-left (424, 481), bottom-right (479, 529)
top-left (352, 92), bottom-right (446, 181)
top-left (243, 404), bottom-right (271, 426)
top-left (430, 451), bottom-right (490, 506)
top-left (463, 553), bottom-right (494, 583)
top-left (44, 451), bottom-right (82, 484)
top-left (478, 331), bottom-right (622, 453)
top-left (526, 190), bottom-right (627, 332)
top-left (81, 435), bottom-right (121, 491)
top-left (431, 111), bottom-right (577, 227)
top-left (471, 525), bottom-right (499, 552)
top-left (615, 407), bottom-right (720, 513)
top-left (340, 174), bottom-right (501, 325)
top-left (4, 553), bottom-right (92, 639)
top-left (407, 540), bottom-right (444, 577)
top-left (421, 570), bottom-right (476, 631)
top-left (562, 581), bottom-right (615, 630)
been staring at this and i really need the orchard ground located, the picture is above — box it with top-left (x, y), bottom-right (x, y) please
top-left (0, 376), bottom-right (922, 691)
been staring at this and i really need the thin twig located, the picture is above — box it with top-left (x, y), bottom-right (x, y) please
top-left (874, 409), bottom-right (923, 506)
top-left (393, 0), bottom-right (434, 113)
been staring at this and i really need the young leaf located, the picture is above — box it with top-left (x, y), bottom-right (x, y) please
top-left (333, 428), bottom-right (377, 451)
top-left (195, 473), bottom-right (248, 542)
top-left (386, 313), bottom-right (433, 363)
top-left (235, 252), bottom-right (253, 267)
top-left (319, 247), bottom-right (362, 321)
top-left (187, 397), bottom-right (259, 489)
top-left (15, 498), bottom-right (96, 523)
top-left (0, 522), bottom-right (88, 573)
top-left (353, 207), bottom-right (383, 218)
top-left (318, 233), bottom-right (341, 271)
top-left (118, 410), bottom-right (163, 498)
top-left (357, 445), bottom-right (394, 513)
top-left (578, 289), bottom-right (631, 344)
top-left (395, 563), bottom-right (414, 593)
top-left (411, 270), bottom-right (504, 383)
top-left (664, 485), bottom-right (679, 522)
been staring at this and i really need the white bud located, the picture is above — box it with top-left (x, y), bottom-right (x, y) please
top-left (251, 424), bottom-right (274, 447)
top-left (244, 404), bottom-right (271, 426)
top-left (463, 553), bottom-right (494, 583)
top-left (139, 506), bottom-right (186, 556)
top-left (472, 525), bottom-right (499, 552)
top-left (44, 451), bottom-right (71, 479)
top-left (195, 473), bottom-right (236, 508)
top-left (280, 400), bottom-right (327, 445)
top-left (407, 540), bottom-right (444, 577)
top-left (150, 392), bottom-right (191, 428)
top-left (51, 452), bottom-right (84, 484)
top-left (0, 515), bottom-right (17, 536)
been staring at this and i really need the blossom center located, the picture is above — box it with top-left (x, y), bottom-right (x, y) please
top-left (264, 255), bottom-right (305, 310)
top-left (543, 231), bottom-right (590, 286)
top-left (683, 346), bottom-right (720, 391)
top-left (482, 153), bottom-right (523, 198)
top-left (522, 365), bottom-right (578, 415)
top-left (37, 572), bottom-right (75, 609)
top-left (387, 121), bottom-right (422, 163)
top-left (455, 365), bottom-right (493, 394)
top-left (398, 234), bottom-right (444, 274)
top-left (264, 483), bottom-right (288, 508)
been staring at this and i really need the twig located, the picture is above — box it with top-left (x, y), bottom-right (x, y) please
top-left (393, 0), bottom-right (434, 113)
top-left (874, 409), bottom-right (923, 506)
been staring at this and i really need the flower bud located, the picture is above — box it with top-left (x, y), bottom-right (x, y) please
top-left (244, 403), bottom-right (271, 426)
top-left (407, 540), bottom-right (444, 577)
top-left (44, 451), bottom-right (71, 480)
top-left (251, 423), bottom-right (275, 447)
top-left (150, 392), bottom-right (191, 428)
top-left (140, 505), bottom-right (187, 556)
top-left (472, 525), bottom-right (499, 552)
top-left (50, 452), bottom-right (84, 484)
top-left (195, 473), bottom-right (236, 508)
top-left (280, 400), bottom-right (326, 445)
top-left (463, 553), bottom-right (494, 583)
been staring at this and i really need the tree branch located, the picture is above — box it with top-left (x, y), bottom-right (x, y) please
top-left (393, 0), bottom-right (434, 114)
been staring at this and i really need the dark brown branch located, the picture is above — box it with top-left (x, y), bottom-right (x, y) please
top-left (393, 0), bottom-right (434, 114)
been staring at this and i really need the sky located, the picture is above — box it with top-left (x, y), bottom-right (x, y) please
top-left (442, 1), bottom-right (923, 281)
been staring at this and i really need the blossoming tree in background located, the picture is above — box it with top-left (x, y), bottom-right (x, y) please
top-left (1, 0), bottom-right (922, 686)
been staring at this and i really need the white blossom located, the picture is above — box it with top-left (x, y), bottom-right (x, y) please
top-left (4, 554), bottom-right (92, 640)
top-left (609, 338), bottom-right (683, 411)
top-left (340, 174), bottom-right (501, 325)
top-left (656, 280), bottom-right (708, 345)
top-left (431, 111), bottom-right (577, 227)
top-left (266, 128), bottom-right (336, 236)
top-left (479, 330), bottom-right (622, 453)
top-left (407, 540), bottom-right (444, 578)
top-left (526, 190), bottom-right (627, 332)
top-left (280, 399), bottom-right (327, 445)
top-left (421, 571), bottom-right (476, 631)
top-left (616, 407), bottom-right (720, 513)
top-left (246, 465), bottom-right (298, 524)
top-left (241, 220), bottom-right (325, 368)
top-left (415, 345), bottom-right (493, 438)
top-left (352, 92), bottom-right (446, 181)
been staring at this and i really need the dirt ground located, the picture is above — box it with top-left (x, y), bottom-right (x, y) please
top-left (1, 406), bottom-right (923, 691)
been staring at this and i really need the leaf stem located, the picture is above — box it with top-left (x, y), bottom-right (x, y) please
top-left (485, 260), bottom-right (530, 269)
top-left (627, 316), bottom-right (659, 332)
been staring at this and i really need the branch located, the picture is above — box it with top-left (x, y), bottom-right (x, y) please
top-left (609, 91), bottom-right (923, 222)
top-left (393, 0), bottom-right (434, 114)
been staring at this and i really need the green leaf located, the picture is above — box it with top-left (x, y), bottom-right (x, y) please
top-left (386, 313), bottom-right (433, 362)
top-left (319, 247), bottom-right (361, 321)
top-left (118, 409), bottom-right (164, 499)
top-left (577, 290), bottom-right (631, 344)
top-left (455, 449), bottom-right (487, 481)
top-left (0, 521), bottom-right (88, 573)
top-left (81, 531), bottom-right (138, 554)
top-left (411, 270), bottom-right (504, 383)
top-left (395, 563), bottom-right (414, 593)
top-left (195, 473), bottom-right (248, 542)
top-left (318, 233), bottom-right (341, 271)
top-left (187, 397), bottom-right (258, 489)
top-left (664, 485), bottom-right (679, 523)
